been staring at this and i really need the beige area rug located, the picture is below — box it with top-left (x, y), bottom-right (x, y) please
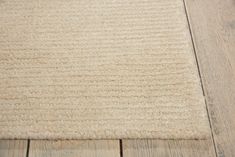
top-left (0, 0), bottom-right (210, 139)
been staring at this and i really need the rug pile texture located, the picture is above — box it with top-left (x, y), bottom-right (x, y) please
top-left (0, 0), bottom-right (210, 139)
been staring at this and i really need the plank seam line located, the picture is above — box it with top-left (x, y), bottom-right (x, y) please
top-left (119, 139), bottom-right (123, 157)
top-left (181, 0), bottom-right (218, 156)
top-left (26, 140), bottom-right (30, 157)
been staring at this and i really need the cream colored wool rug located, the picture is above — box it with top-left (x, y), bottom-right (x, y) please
top-left (0, 0), bottom-right (210, 139)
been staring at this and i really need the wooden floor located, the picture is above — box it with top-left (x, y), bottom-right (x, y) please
top-left (0, 0), bottom-right (234, 156)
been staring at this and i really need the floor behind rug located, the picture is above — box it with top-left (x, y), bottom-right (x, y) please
top-left (0, 0), bottom-right (210, 139)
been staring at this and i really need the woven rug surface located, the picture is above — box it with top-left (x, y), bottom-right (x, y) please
top-left (0, 0), bottom-right (210, 139)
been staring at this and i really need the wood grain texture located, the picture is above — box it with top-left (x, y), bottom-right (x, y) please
top-left (123, 140), bottom-right (216, 157)
top-left (0, 140), bottom-right (27, 157)
top-left (184, 0), bottom-right (235, 156)
top-left (29, 140), bottom-right (120, 157)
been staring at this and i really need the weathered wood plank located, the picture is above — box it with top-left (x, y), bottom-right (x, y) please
top-left (123, 140), bottom-right (215, 157)
top-left (0, 140), bottom-right (28, 157)
top-left (184, 0), bottom-right (235, 156)
top-left (29, 140), bottom-right (120, 157)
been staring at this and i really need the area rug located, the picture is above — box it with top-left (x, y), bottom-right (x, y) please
top-left (0, 0), bottom-right (210, 139)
